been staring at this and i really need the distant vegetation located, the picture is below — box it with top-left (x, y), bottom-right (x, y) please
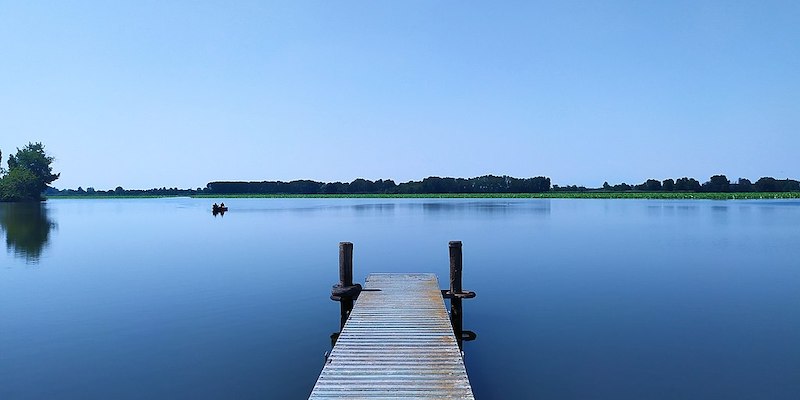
top-left (586, 175), bottom-right (800, 193)
top-left (47, 186), bottom-right (202, 197)
top-left (206, 175), bottom-right (552, 195)
top-left (546, 178), bottom-right (800, 198)
top-left (0, 143), bottom-right (60, 202)
top-left (6, 142), bottom-right (796, 200)
top-left (191, 192), bottom-right (800, 200)
top-left (48, 175), bottom-right (550, 197)
top-left (48, 174), bottom-right (800, 199)
top-left (204, 175), bottom-right (799, 195)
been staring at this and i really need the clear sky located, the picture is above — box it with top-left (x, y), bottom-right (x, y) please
top-left (1, 1), bottom-right (798, 190)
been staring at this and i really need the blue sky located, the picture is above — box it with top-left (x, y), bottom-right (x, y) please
top-left (1, 1), bottom-right (798, 189)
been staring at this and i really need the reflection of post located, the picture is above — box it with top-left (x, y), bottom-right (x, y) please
top-left (331, 242), bottom-right (362, 342)
top-left (339, 299), bottom-right (352, 331)
top-left (446, 241), bottom-right (476, 350)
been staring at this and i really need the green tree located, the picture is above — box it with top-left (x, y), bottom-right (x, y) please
top-left (1, 143), bottom-right (60, 201)
top-left (703, 175), bottom-right (730, 192)
top-left (0, 167), bottom-right (40, 202)
top-left (736, 178), bottom-right (754, 192)
top-left (754, 177), bottom-right (777, 192)
top-left (675, 177), bottom-right (702, 192)
top-left (644, 179), bottom-right (662, 191)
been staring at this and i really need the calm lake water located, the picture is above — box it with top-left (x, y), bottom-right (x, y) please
top-left (1, 198), bottom-right (799, 399)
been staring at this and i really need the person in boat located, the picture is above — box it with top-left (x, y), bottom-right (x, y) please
top-left (213, 203), bottom-right (219, 210)
top-left (220, 202), bottom-right (225, 208)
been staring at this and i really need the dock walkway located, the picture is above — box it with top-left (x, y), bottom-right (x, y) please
top-left (309, 273), bottom-right (475, 399)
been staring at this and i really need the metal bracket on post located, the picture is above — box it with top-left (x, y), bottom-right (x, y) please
top-left (441, 290), bottom-right (476, 299)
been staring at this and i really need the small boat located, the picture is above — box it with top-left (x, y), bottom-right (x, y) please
top-left (212, 205), bottom-right (229, 213)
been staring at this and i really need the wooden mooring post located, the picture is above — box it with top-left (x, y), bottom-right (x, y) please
top-left (331, 242), bottom-right (362, 336)
top-left (443, 240), bottom-right (476, 349)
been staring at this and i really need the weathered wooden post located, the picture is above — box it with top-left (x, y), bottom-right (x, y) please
top-left (338, 242), bottom-right (354, 290)
top-left (449, 241), bottom-right (464, 339)
top-left (444, 241), bottom-right (476, 349)
top-left (331, 242), bottom-right (362, 331)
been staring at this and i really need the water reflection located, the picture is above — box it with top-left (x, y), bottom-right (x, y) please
top-left (0, 202), bottom-right (56, 263)
top-left (421, 200), bottom-right (550, 216)
top-left (212, 199), bottom-right (551, 218)
top-left (352, 203), bottom-right (396, 214)
top-left (448, 291), bottom-right (477, 351)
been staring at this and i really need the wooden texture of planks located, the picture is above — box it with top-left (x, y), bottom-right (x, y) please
top-left (309, 273), bottom-right (475, 399)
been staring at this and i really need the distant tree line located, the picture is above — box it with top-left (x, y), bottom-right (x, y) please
top-left (50, 174), bottom-right (800, 197)
top-left (596, 175), bottom-right (800, 193)
top-left (47, 186), bottom-right (206, 197)
top-left (206, 175), bottom-right (552, 195)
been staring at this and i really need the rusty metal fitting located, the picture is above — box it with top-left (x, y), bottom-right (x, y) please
top-left (331, 283), bottom-right (362, 301)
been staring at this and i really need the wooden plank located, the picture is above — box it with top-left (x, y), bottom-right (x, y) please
top-left (309, 273), bottom-right (475, 399)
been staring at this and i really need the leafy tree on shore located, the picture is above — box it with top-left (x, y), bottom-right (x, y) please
top-left (645, 179), bottom-right (662, 191)
top-left (703, 175), bottom-right (730, 192)
top-left (736, 178), bottom-right (754, 192)
top-left (0, 167), bottom-right (40, 201)
top-left (753, 177), bottom-right (800, 192)
top-left (0, 143), bottom-right (60, 202)
top-left (675, 177), bottom-right (702, 191)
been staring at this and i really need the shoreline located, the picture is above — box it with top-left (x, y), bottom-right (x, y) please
top-left (43, 192), bottom-right (800, 200)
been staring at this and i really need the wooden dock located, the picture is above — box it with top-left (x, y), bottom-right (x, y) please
top-left (309, 273), bottom-right (475, 399)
